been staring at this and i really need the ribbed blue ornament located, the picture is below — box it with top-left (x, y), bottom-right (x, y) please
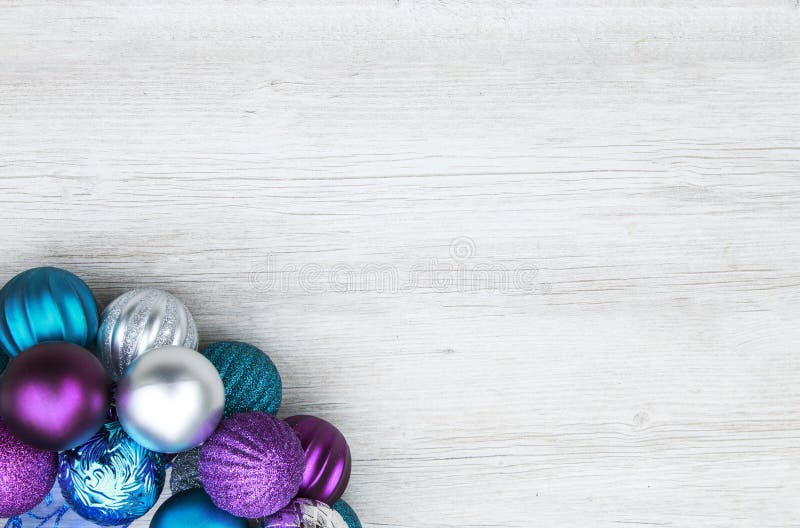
top-left (150, 488), bottom-right (249, 528)
top-left (0, 267), bottom-right (98, 357)
top-left (332, 500), bottom-right (362, 528)
top-left (201, 341), bottom-right (282, 417)
top-left (58, 421), bottom-right (165, 526)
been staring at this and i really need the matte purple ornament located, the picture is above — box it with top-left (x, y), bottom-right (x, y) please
top-left (0, 342), bottom-right (110, 451)
top-left (285, 415), bottom-right (351, 505)
top-left (0, 419), bottom-right (58, 517)
top-left (200, 412), bottom-right (305, 518)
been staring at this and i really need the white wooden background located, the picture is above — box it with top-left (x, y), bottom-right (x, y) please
top-left (2, 1), bottom-right (800, 527)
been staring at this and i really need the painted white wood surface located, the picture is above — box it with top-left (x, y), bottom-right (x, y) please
top-left (1, 1), bottom-right (800, 526)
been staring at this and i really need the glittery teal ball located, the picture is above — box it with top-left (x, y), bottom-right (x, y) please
top-left (333, 500), bottom-right (362, 528)
top-left (201, 341), bottom-right (282, 417)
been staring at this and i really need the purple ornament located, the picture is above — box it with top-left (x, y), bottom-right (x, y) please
top-left (0, 419), bottom-right (58, 516)
top-left (285, 415), bottom-right (351, 504)
top-left (259, 498), bottom-right (348, 528)
top-left (0, 342), bottom-right (110, 451)
top-left (200, 412), bottom-right (305, 518)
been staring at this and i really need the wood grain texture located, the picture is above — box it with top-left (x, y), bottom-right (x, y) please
top-left (1, 1), bottom-right (799, 526)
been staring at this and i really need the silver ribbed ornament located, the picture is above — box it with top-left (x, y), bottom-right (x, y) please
top-left (98, 288), bottom-right (198, 380)
top-left (259, 499), bottom-right (348, 528)
top-left (169, 446), bottom-right (202, 494)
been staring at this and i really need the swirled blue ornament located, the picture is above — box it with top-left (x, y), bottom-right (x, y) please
top-left (58, 421), bottom-right (165, 526)
top-left (201, 341), bottom-right (282, 417)
top-left (0, 267), bottom-right (98, 357)
top-left (332, 500), bottom-right (362, 528)
top-left (150, 488), bottom-right (249, 528)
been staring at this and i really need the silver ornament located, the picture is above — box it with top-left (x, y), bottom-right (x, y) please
top-left (169, 446), bottom-right (202, 494)
top-left (117, 345), bottom-right (224, 453)
top-left (98, 288), bottom-right (199, 381)
top-left (259, 499), bottom-right (349, 528)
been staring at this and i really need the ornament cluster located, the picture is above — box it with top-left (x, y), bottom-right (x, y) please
top-left (0, 267), bottom-right (361, 528)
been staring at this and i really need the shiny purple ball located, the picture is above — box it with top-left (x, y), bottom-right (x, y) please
top-left (200, 412), bottom-right (305, 518)
top-left (285, 415), bottom-right (351, 505)
top-left (0, 342), bottom-right (110, 451)
top-left (0, 419), bottom-right (58, 516)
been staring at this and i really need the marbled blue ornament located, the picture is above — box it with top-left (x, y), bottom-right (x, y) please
top-left (332, 500), bottom-right (362, 528)
top-left (0, 267), bottom-right (98, 357)
top-left (58, 421), bottom-right (165, 526)
top-left (150, 488), bottom-right (249, 528)
top-left (201, 341), bottom-right (282, 417)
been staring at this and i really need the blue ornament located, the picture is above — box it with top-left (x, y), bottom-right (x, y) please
top-left (150, 488), bottom-right (248, 528)
top-left (201, 341), bottom-right (282, 417)
top-left (0, 267), bottom-right (98, 357)
top-left (332, 500), bottom-right (362, 528)
top-left (58, 421), bottom-right (165, 526)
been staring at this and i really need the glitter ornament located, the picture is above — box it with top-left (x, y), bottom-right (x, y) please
top-left (58, 421), bottom-right (165, 526)
top-left (332, 500), bottom-right (362, 528)
top-left (286, 415), bottom-right (351, 504)
top-left (151, 488), bottom-right (249, 528)
top-left (117, 345), bottom-right (225, 453)
top-left (0, 342), bottom-right (109, 451)
top-left (169, 446), bottom-right (202, 495)
top-left (202, 341), bottom-right (282, 417)
top-left (0, 419), bottom-right (58, 517)
top-left (200, 412), bottom-right (305, 518)
top-left (97, 288), bottom-right (198, 381)
top-left (258, 498), bottom-right (348, 528)
top-left (0, 267), bottom-right (98, 357)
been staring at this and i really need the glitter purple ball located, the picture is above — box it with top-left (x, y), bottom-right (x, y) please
top-left (0, 419), bottom-right (58, 517)
top-left (285, 415), bottom-right (351, 505)
top-left (200, 412), bottom-right (305, 518)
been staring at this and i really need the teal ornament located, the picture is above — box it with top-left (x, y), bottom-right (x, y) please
top-left (332, 500), bottom-right (362, 528)
top-left (0, 267), bottom-right (98, 357)
top-left (58, 421), bottom-right (165, 526)
top-left (201, 341), bottom-right (282, 417)
top-left (150, 488), bottom-right (249, 528)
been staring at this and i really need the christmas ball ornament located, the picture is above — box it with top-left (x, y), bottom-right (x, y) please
top-left (202, 341), bottom-right (282, 417)
top-left (0, 267), bottom-right (98, 357)
top-left (0, 342), bottom-right (109, 451)
top-left (151, 488), bottom-right (249, 528)
top-left (97, 288), bottom-right (198, 381)
top-left (117, 345), bottom-right (224, 453)
top-left (169, 446), bottom-right (201, 495)
top-left (200, 412), bottom-right (305, 518)
top-left (286, 415), bottom-right (351, 504)
top-left (58, 421), bottom-right (165, 525)
top-left (0, 419), bottom-right (58, 517)
top-left (332, 500), bottom-right (362, 528)
top-left (259, 499), bottom-right (348, 528)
